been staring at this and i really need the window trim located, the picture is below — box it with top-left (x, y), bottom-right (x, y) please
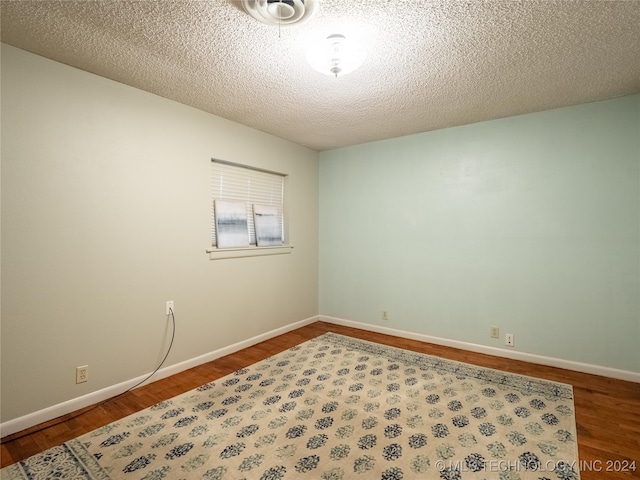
top-left (206, 244), bottom-right (293, 260)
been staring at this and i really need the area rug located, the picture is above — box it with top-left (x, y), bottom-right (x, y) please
top-left (2, 333), bottom-right (580, 480)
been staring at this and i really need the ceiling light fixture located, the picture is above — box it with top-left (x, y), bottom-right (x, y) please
top-left (241, 0), bottom-right (316, 27)
top-left (306, 34), bottom-right (366, 78)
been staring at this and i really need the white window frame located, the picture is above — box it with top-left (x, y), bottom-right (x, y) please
top-left (207, 159), bottom-right (292, 259)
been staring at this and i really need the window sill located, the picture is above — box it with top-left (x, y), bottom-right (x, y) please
top-left (206, 245), bottom-right (293, 260)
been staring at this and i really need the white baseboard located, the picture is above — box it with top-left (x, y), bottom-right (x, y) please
top-left (319, 315), bottom-right (640, 383)
top-left (4, 313), bottom-right (636, 438)
top-left (0, 315), bottom-right (319, 438)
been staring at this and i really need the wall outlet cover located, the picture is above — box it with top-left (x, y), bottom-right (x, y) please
top-left (76, 365), bottom-right (88, 384)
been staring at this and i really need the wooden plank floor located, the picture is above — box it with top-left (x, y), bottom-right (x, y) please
top-left (2, 321), bottom-right (639, 478)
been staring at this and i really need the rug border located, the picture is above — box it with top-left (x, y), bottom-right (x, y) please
top-left (314, 332), bottom-right (575, 400)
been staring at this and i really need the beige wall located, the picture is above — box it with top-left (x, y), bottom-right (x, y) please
top-left (0, 45), bottom-right (319, 422)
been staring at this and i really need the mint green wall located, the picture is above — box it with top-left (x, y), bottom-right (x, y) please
top-left (319, 95), bottom-right (640, 373)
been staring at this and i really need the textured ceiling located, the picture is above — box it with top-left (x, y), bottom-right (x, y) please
top-left (1, 0), bottom-right (639, 151)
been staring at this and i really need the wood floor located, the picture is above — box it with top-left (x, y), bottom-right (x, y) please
top-left (2, 321), bottom-right (639, 478)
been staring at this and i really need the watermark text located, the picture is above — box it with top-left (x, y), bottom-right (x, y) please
top-left (434, 459), bottom-right (636, 473)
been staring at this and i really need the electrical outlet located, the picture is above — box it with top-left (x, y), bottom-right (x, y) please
top-left (76, 365), bottom-right (88, 384)
top-left (381, 310), bottom-right (389, 322)
top-left (166, 300), bottom-right (174, 315)
top-left (505, 333), bottom-right (514, 347)
top-left (490, 326), bottom-right (499, 338)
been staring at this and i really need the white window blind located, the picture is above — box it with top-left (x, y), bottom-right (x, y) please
top-left (211, 159), bottom-right (285, 247)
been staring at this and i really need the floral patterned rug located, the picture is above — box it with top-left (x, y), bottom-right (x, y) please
top-left (2, 333), bottom-right (580, 480)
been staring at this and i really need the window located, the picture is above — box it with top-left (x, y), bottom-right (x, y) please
top-left (211, 159), bottom-right (286, 249)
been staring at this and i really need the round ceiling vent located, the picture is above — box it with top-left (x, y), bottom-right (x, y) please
top-left (241, 0), bottom-right (316, 27)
